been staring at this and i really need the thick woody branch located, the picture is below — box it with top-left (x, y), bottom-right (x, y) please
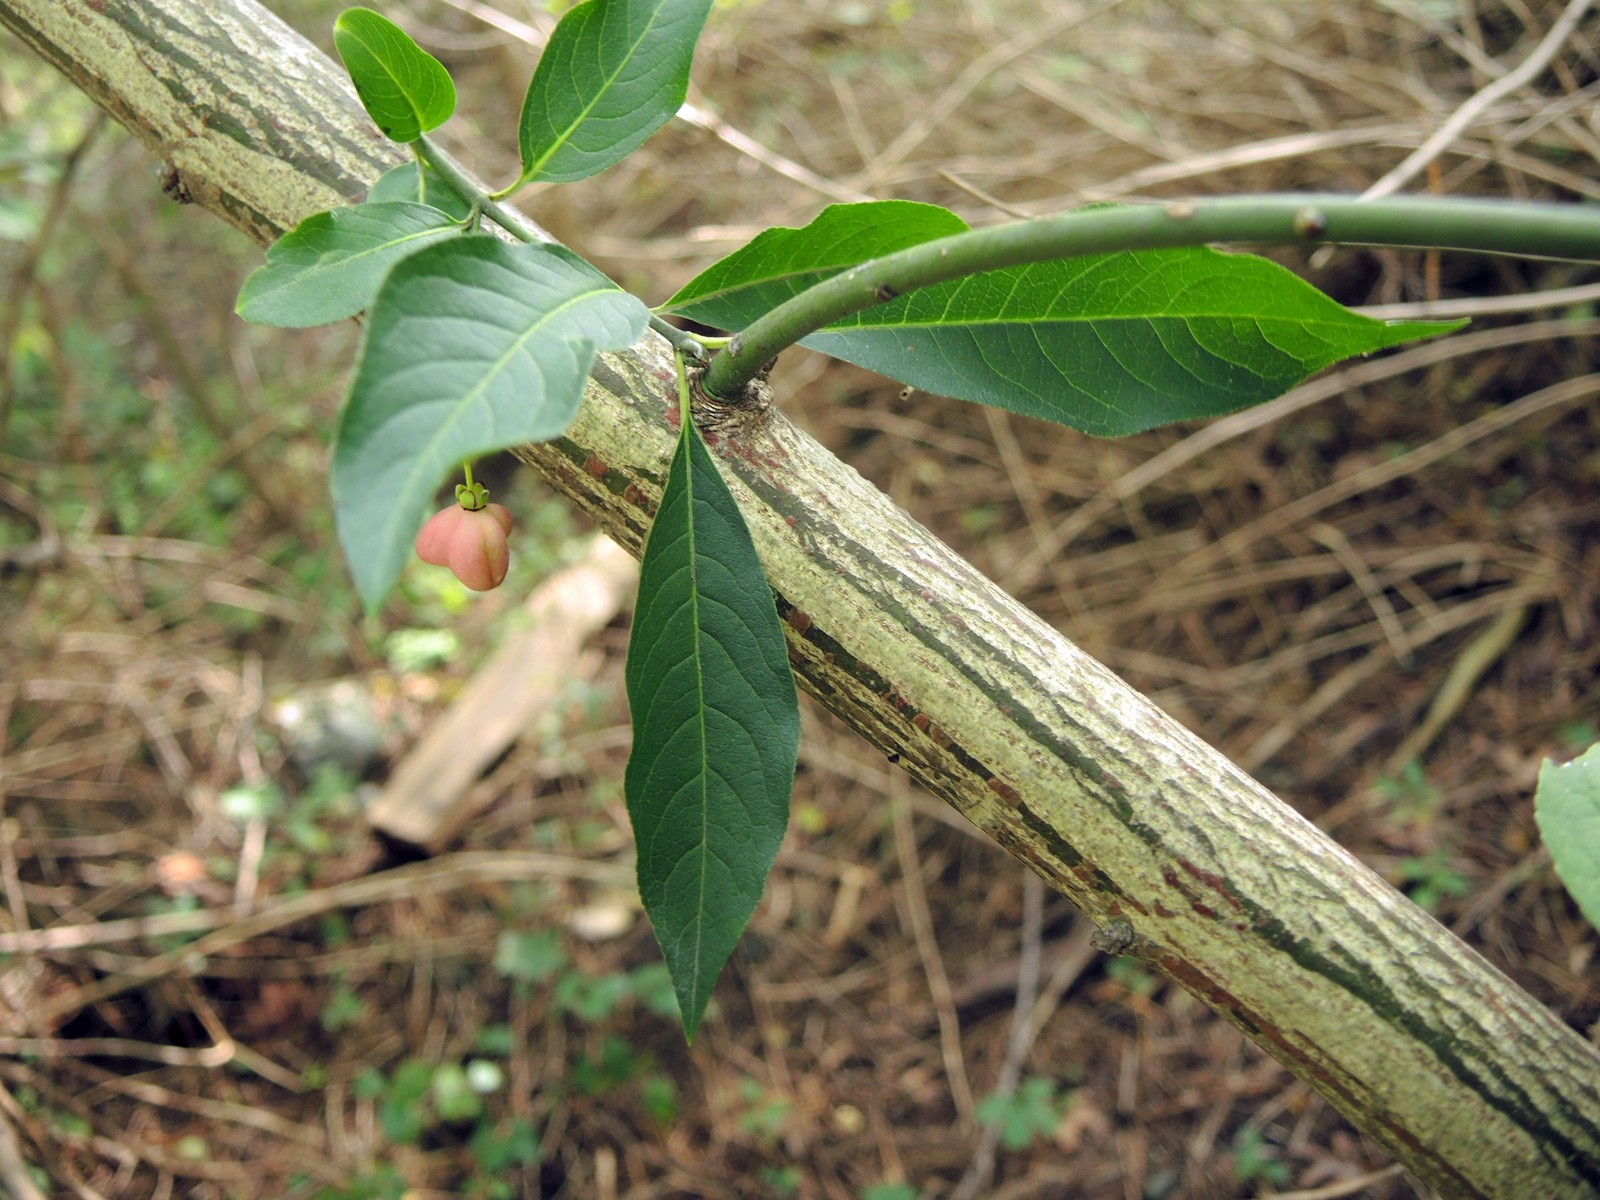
top-left (4, 2), bottom-right (1597, 1196)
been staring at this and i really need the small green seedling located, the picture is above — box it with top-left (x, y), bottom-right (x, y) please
top-left (974, 1076), bottom-right (1070, 1152)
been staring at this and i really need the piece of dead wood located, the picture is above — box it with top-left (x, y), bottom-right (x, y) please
top-left (366, 535), bottom-right (638, 850)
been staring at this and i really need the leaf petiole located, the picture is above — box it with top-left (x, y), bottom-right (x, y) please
top-left (414, 135), bottom-right (547, 248)
top-left (409, 142), bottom-right (428, 207)
top-left (649, 317), bottom-right (708, 363)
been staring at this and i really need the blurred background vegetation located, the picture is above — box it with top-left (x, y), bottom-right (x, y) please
top-left (2, 1), bottom-right (1598, 1196)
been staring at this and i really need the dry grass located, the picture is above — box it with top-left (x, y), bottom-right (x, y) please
top-left (2, 0), bottom-right (1598, 1196)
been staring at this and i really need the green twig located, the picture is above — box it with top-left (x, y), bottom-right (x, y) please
top-left (699, 194), bottom-right (1600, 399)
top-left (415, 134), bottom-right (545, 246)
top-left (415, 135), bottom-right (705, 361)
top-left (674, 345), bottom-right (692, 427)
top-left (649, 316), bottom-right (709, 363)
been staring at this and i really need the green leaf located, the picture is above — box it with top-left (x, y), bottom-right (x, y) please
top-left (368, 161), bottom-right (474, 222)
top-left (625, 390), bottom-right (799, 1041)
top-left (661, 200), bottom-right (967, 318)
top-left (332, 238), bottom-right (649, 609)
top-left (469, 1118), bottom-right (540, 1172)
top-left (554, 970), bottom-right (630, 1022)
top-left (379, 1059), bottom-right (434, 1144)
top-left (430, 1063), bottom-right (483, 1123)
top-left (975, 1077), bottom-right (1067, 1151)
top-left (807, 253), bottom-right (1460, 435)
top-left (862, 1186), bottom-right (921, 1200)
top-left (493, 930), bottom-right (568, 983)
top-left (333, 7), bottom-right (455, 143)
top-left (235, 201), bottom-right (460, 327)
top-left (516, 0), bottom-right (713, 185)
top-left (1535, 743), bottom-right (1600, 932)
top-left (665, 203), bottom-right (1462, 437)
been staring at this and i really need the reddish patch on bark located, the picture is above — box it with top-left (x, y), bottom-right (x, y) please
top-left (1162, 865), bottom-right (1219, 918)
top-left (701, 431), bottom-right (793, 488)
top-left (1178, 858), bottom-right (1243, 912)
top-left (786, 609), bottom-right (813, 633)
top-left (1157, 953), bottom-right (1256, 1031)
top-left (986, 778), bottom-right (1021, 805)
top-left (584, 455), bottom-right (608, 478)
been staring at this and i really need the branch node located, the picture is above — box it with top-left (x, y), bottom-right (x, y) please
top-left (1090, 919), bottom-right (1140, 956)
top-left (1293, 206), bottom-right (1329, 240)
top-left (159, 163), bottom-right (193, 204)
top-left (688, 363), bottom-right (774, 435)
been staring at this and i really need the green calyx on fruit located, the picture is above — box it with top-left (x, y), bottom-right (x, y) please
top-left (455, 480), bottom-right (491, 511)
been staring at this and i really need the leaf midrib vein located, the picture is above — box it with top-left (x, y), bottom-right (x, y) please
top-left (684, 426), bottom-right (710, 1020)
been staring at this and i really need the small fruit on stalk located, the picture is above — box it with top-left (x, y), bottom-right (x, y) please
top-left (414, 477), bottom-right (512, 591)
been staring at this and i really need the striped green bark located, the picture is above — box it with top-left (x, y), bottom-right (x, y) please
top-left (5, 1), bottom-right (1597, 1194)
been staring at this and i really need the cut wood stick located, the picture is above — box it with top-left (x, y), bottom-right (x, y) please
top-left (366, 535), bottom-right (638, 849)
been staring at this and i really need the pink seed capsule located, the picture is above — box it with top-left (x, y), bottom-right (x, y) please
top-left (414, 502), bottom-right (512, 591)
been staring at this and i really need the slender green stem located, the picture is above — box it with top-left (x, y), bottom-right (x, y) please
top-left (487, 175), bottom-right (528, 203)
top-left (674, 345), bottom-right (692, 428)
top-left (455, 460), bottom-right (490, 510)
top-left (699, 193), bottom-right (1600, 399)
top-left (415, 135), bottom-right (545, 246)
top-left (416, 135), bottom-right (705, 361)
top-left (409, 141), bottom-right (429, 207)
top-left (650, 316), bottom-right (709, 362)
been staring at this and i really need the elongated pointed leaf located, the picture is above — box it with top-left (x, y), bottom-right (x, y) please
top-left (517, 0), bottom-right (713, 185)
top-left (333, 238), bottom-right (649, 608)
top-left (334, 7), bottom-right (455, 143)
top-left (368, 161), bottom-right (474, 222)
top-left (236, 201), bottom-right (460, 327)
top-left (806, 253), bottom-right (1461, 435)
top-left (1535, 744), bottom-right (1600, 932)
top-left (664, 203), bottom-right (1462, 437)
top-left (625, 416), bottom-right (799, 1040)
top-left (662, 200), bottom-right (966, 319)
